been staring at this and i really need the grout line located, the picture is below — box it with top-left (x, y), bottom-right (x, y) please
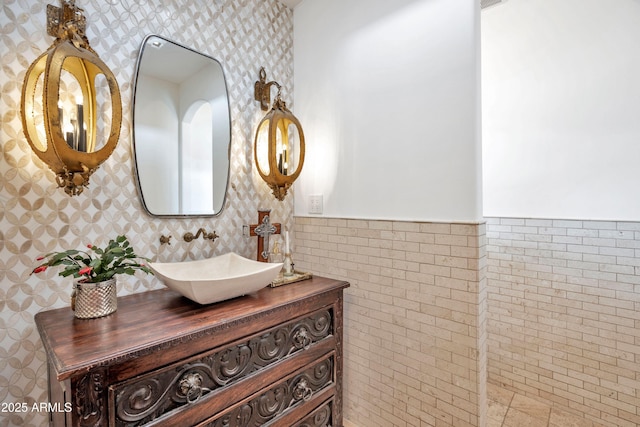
top-left (500, 391), bottom-right (514, 427)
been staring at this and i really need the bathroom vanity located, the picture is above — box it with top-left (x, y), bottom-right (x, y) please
top-left (35, 276), bottom-right (348, 427)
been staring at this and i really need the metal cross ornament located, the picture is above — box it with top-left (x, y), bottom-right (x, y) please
top-left (249, 210), bottom-right (281, 262)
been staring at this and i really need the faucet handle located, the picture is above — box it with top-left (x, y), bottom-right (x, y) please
top-left (160, 235), bottom-right (172, 245)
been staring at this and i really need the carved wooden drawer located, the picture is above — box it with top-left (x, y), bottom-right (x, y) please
top-left (199, 354), bottom-right (334, 426)
top-left (293, 399), bottom-right (334, 427)
top-left (110, 310), bottom-right (333, 425)
top-left (35, 276), bottom-right (348, 427)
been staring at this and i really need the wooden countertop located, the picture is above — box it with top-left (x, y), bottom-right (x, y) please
top-left (35, 276), bottom-right (349, 381)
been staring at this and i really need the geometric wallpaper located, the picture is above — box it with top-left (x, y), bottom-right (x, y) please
top-left (0, 1), bottom-right (293, 425)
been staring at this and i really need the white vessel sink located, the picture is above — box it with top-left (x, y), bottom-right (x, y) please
top-left (148, 253), bottom-right (283, 304)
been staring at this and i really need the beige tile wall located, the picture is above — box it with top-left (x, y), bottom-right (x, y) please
top-left (294, 216), bottom-right (487, 427)
top-left (486, 218), bottom-right (640, 427)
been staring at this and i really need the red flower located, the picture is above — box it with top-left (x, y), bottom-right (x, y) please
top-left (87, 244), bottom-right (93, 249)
top-left (32, 265), bottom-right (48, 274)
top-left (36, 256), bottom-right (45, 261)
top-left (78, 266), bottom-right (93, 276)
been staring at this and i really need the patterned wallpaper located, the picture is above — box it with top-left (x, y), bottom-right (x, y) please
top-left (0, 1), bottom-right (293, 425)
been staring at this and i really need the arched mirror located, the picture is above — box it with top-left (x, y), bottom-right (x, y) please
top-left (132, 35), bottom-right (231, 216)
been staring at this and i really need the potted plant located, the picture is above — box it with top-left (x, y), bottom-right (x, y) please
top-left (32, 235), bottom-right (152, 318)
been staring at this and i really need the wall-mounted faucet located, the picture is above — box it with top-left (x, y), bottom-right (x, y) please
top-left (184, 228), bottom-right (219, 243)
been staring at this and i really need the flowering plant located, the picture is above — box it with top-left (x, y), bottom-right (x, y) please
top-left (32, 235), bottom-right (152, 283)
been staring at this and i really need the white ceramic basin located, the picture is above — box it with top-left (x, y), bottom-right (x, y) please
top-left (148, 253), bottom-right (283, 304)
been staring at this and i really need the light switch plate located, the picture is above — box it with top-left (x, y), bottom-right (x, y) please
top-left (309, 194), bottom-right (323, 214)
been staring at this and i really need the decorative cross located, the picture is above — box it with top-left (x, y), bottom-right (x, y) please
top-left (249, 209), bottom-right (281, 262)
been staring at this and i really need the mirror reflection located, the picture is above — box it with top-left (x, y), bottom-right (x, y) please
top-left (133, 35), bottom-right (231, 216)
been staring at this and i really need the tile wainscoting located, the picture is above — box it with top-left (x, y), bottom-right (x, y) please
top-left (486, 218), bottom-right (640, 427)
top-left (294, 216), bottom-right (639, 427)
top-left (294, 216), bottom-right (487, 427)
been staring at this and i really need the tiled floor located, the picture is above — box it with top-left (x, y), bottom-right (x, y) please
top-left (344, 383), bottom-right (606, 427)
top-left (488, 383), bottom-right (606, 427)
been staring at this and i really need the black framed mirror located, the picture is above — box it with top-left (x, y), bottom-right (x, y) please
top-left (132, 34), bottom-right (231, 217)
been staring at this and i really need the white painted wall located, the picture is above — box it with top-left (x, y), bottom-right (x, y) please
top-left (179, 63), bottom-right (230, 214)
top-left (293, 0), bottom-right (482, 222)
top-left (135, 76), bottom-right (180, 214)
top-left (182, 101), bottom-right (213, 214)
top-left (482, 0), bottom-right (640, 220)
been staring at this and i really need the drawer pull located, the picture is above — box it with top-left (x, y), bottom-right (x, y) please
top-left (293, 327), bottom-right (311, 350)
top-left (292, 378), bottom-right (313, 402)
top-left (178, 372), bottom-right (210, 403)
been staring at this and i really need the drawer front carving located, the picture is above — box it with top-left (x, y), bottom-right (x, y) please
top-left (112, 309), bottom-right (332, 426)
top-left (73, 370), bottom-right (108, 427)
top-left (294, 401), bottom-right (332, 427)
top-left (204, 356), bottom-right (334, 427)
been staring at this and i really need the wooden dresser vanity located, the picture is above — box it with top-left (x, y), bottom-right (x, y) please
top-left (35, 276), bottom-right (349, 427)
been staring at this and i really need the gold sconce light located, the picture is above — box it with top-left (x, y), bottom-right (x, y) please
top-left (20, 0), bottom-right (122, 196)
top-left (254, 67), bottom-right (305, 201)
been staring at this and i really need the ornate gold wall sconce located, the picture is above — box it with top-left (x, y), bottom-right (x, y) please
top-left (254, 67), bottom-right (305, 201)
top-left (20, 0), bottom-right (122, 196)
